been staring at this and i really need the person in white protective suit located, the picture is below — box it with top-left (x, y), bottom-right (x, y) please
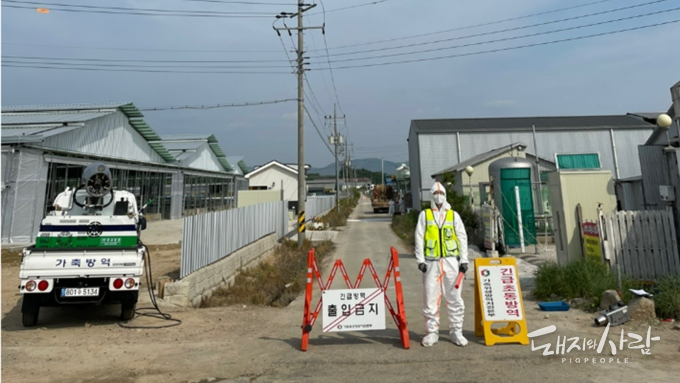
top-left (414, 181), bottom-right (469, 347)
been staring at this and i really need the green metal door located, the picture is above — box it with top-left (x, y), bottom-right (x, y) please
top-left (500, 168), bottom-right (536, 246)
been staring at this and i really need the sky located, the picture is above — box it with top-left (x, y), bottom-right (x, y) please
top-left (2, 0), bottom-right (679, 169)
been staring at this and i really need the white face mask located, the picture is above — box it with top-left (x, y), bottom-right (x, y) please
top-left (433, 194), bottom-right (445, 205)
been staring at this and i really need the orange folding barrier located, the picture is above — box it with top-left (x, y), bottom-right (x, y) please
top-left (300, 246), bottom-right (410, 351)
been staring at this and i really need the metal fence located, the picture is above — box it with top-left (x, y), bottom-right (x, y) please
top-left (601, 210), bottom-right (680, 279)
top-left (180, 201), bottom-right (288, 278)
top-left (306, 195), bottom-right (336, 220)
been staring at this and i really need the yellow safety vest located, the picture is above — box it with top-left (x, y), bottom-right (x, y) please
top-left (424, 209), bottom-right (460, 259)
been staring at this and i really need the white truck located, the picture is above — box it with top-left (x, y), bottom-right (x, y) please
top-left (19, 162), bottom-right (148, 327)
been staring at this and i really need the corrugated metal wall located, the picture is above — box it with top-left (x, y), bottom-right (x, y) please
top-left (1, 148), bottom-right (20, 243)
top-left (180, 201), bottom-right (287, 278)
top-left (639, 145), bottom-right (668, 210)
top-left (41, 111), bottom-right (165, 163)
top-left (1, 148), bottom-right (48, 243)
top-left (170, 171), bottom-right (184, 219)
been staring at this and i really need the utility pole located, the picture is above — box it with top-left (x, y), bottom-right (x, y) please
top-left (344, 138), bottom-right (350, 203)
top-left (325, 104), bottom-right (345, 213)
top-left (381, 157), bottom-right (384, 186)
top-left (274, 2), bottom-right (323, 248)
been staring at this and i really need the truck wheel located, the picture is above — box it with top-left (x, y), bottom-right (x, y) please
top-left (121, 304), bottom-right (136, 321)
top-left (121, 305), bottom-right (136, 321)
top-left (22, 311), bottom-right (39, 327)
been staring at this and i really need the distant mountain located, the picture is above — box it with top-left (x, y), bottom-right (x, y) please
top-left (311, 158), bottom-right (409, 176)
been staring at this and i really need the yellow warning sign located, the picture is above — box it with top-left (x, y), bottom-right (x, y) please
top-left (474, 257), bottom-right (529, 346)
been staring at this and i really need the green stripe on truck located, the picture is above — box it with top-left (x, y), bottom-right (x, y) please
top-left (35, 236), bottom-right (138, 249)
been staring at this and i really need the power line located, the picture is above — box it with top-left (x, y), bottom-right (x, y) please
top-left (139, 98), bottom-right (297, 111)
top-left (318, 0), bottom-right (348, 144)
top-left (318, 1), bottom-right (344, 114)
top-left (2, 54), bottom-right (292, 63)
top-left (1, 41), bottom-right (283, 54)
top-left (309, 0), bottom-right (393, 16)
top-left (305, 105), bottom-right (334, 156)
top-left (2, 60), bottom-right (293, 69)
top-left (2, 1), bottom-right (273, 18)
top-left (171, 0), bottom-right (297, 5)
top-left (307, 33), bottom-right (335, 115)
top-left (273, 26), bottom-right (329, 124)
top-left (316, 18), bottom-right (680, 70)
top-left (279, 21), bottom-right (330, 118)
top-left (276, 15), bottom-right (332, 137)
top-left (1, 63), bottom-right (292, 74)
top-left (317, 0), bottom-right (671, 58)
top-left (317, 0), bottom-right (620, 51)
top-left (308, 9), bottom-right (680, 67)
top-left (353, 144), bottom-right (408, 149)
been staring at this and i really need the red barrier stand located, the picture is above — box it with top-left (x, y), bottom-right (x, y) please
top-left (300, 246), bottom-right (410, 351)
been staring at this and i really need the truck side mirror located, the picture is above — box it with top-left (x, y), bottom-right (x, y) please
top-left (139, 217), bottom-right (147, 231)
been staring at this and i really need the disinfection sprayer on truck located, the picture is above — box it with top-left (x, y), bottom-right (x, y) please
top-left (18, 162), bottom-right (149, 327)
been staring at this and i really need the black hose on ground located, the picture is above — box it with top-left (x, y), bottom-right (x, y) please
top-left (118, 243), bottom-right (182, 329)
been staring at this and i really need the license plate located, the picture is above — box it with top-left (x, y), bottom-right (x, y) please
top-left (61, 288), bottom-right (100, 297)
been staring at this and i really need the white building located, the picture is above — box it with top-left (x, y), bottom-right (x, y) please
top-left (408, 115), bottom-right (655, 209)
top-left (245, 161), bottom-right (310, 209)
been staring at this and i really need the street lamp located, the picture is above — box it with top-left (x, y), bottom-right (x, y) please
top-left (659, 113), bottom-right (673, 149)
top-left (465, 166), bottom-right (474, 206)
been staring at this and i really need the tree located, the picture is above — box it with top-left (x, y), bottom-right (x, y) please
top-left (442, 173), bottom-right (479, 234)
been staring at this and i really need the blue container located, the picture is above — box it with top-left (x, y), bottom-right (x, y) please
top-left (538, 301), bottom-right (571, 311)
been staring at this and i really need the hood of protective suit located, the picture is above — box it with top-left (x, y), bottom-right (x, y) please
top-left (429, 182), bottom-right (451, 211)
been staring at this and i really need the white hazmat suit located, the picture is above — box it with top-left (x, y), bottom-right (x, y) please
top-left (414, 182), bottom-right (469, 347)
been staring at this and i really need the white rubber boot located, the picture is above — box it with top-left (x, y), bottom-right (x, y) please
top-left (421, 332), bottom-right (439, 347)
top-left (450, 330), bottom-right (468, 347)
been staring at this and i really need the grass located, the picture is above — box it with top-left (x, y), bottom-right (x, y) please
top-left (201, 239), bottom-right (335, 308)
top-left (321, 195), bottom-right (359, 228)
top-left (533, 258), bottom-right (680, 318)
top-left (652, 275), bottom-right (680, 320)
top-left (391, 211), bottom-right (419, 248)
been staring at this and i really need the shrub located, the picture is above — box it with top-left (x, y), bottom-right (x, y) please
top-left (533, 259), bottom-right (680, 317)
top-left (391, 210), bottom-right (419, 247)
top-left (533, 258), bottom-right (618, 310)
top-left (653, 275), bottom-right (680, 320)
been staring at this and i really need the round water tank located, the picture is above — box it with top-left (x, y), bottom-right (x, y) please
top-left (396, 165), bottom-right (410, 180)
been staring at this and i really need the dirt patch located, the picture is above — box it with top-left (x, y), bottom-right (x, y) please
top-left (201, 240), bottom-right (335, 308)
top-left (143, 243), bottom-right (182, 285)
top-left (2, 248), bottom-right (23, 265)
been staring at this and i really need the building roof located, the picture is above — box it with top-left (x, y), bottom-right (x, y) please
top-left (411, 115), bottom-right (655, 134)
top-left (163, 141), bottom-right (205, 151)
top-left (1, 102), bottom-right (176, 162)
top-left (160, 134), bottom-right (232, 172)
top-left (1, 102), bottom-right (144, 118)
top-left (226, 156), bottom-right (249, 175)
top-left (1, 111), bottom-right (115, 125)
top-left (642, 106), bottom-right (677, 145)
top-left (431, 142), bottom-right (527, 177)
top-left (627, 112), bottom-right (666, 123)
top-left (245, 160), bottom-right (302, 179)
